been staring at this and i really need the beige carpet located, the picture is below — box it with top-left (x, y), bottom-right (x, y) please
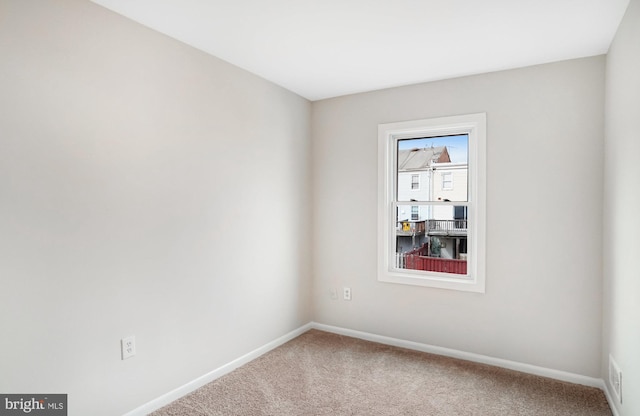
top-left (151, 329), bottom-right (612, 415)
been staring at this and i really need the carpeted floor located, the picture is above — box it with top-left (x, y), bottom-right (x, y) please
top-left (151, 329), bottom-right (612, 415)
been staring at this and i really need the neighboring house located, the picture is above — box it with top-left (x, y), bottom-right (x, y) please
top-left (397, 145), bottom-right (450, 208)
top-left (396, 146), bottom-right (451, 253)
top-left (430, 162), bottom-right (469, 260)
top-left (431, 162), bottom-right (468, 202)
top-left (396, 148), bottom-right (468, 261)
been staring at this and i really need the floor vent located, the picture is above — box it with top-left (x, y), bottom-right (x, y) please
top-left (609, 355), bottom-right (622, 404)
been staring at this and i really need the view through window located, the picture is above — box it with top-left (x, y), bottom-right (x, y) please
top-left (395, 134), bottom-right (469, 275)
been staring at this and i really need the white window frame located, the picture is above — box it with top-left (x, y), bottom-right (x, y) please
top-left (377, 113), bottom-right (486, 293)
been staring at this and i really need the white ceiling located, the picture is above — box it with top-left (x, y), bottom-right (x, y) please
top-left (90, 0), bottom-right (629, 101)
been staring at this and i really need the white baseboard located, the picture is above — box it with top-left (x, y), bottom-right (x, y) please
top-left (122, 322), bottom-right (313, 416)
top-left (124, 321), bottom-right (614, 416)
top-left (311, 322), bottom-right (604, 389)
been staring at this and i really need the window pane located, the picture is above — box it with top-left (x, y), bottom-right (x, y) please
top-left (397, 134), bottom-right (468, 202)
top-left (395, 204), bottom-right (468, 275)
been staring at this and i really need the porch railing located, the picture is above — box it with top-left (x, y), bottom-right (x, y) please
top-left (426, 219), bottom-right (467, 234)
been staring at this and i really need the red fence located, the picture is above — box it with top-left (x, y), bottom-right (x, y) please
top-left (397, 244), bottom-right (467, 275)
top-left (404, 255), bottom-right (467, 275)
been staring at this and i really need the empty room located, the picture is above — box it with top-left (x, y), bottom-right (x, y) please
top-left (1, 0), bottom-right (638, 415)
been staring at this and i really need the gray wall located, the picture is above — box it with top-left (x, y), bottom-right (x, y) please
top-left (0, 1), bottom-right (312, 415)
top-left (603, 0), bottom-right (640, 414)
top-left (311, 56), bottom-right (605, 378)
top-left (3, 0), bottom-right (634, 414)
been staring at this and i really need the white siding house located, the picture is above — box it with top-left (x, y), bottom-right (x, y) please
top-left (396, 146), bottom-right (450, 223)
top-left (432, 162), bottom-right (468, 203)
top-left (428, 163), bottom-right (468, 259)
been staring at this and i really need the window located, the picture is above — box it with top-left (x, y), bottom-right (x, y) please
top-left (411, 174), bottom-right (420, 189)
top-left (378, 113), bottom-right (486, 292)
top-left (442, 172), bottom-right (453, 190)
top-left (411, 205), bottom-right (419, 220)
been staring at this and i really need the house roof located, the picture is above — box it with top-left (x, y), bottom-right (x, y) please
top-left (398, 146), bottom-right (451, 171)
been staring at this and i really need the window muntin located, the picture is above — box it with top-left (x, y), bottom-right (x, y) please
top-left (378, 113), bottom-right (486, 293)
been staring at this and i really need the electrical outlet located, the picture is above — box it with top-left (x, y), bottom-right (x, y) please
top-left (343, 287), bottom-right (351, 301)
top-left (121, 336), bottom-right (136, 360)
top-left (609, 355), bottom-right (622, 403)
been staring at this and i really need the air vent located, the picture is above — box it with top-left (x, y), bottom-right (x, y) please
top-left (609, 355), bottom-right (622, 404)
